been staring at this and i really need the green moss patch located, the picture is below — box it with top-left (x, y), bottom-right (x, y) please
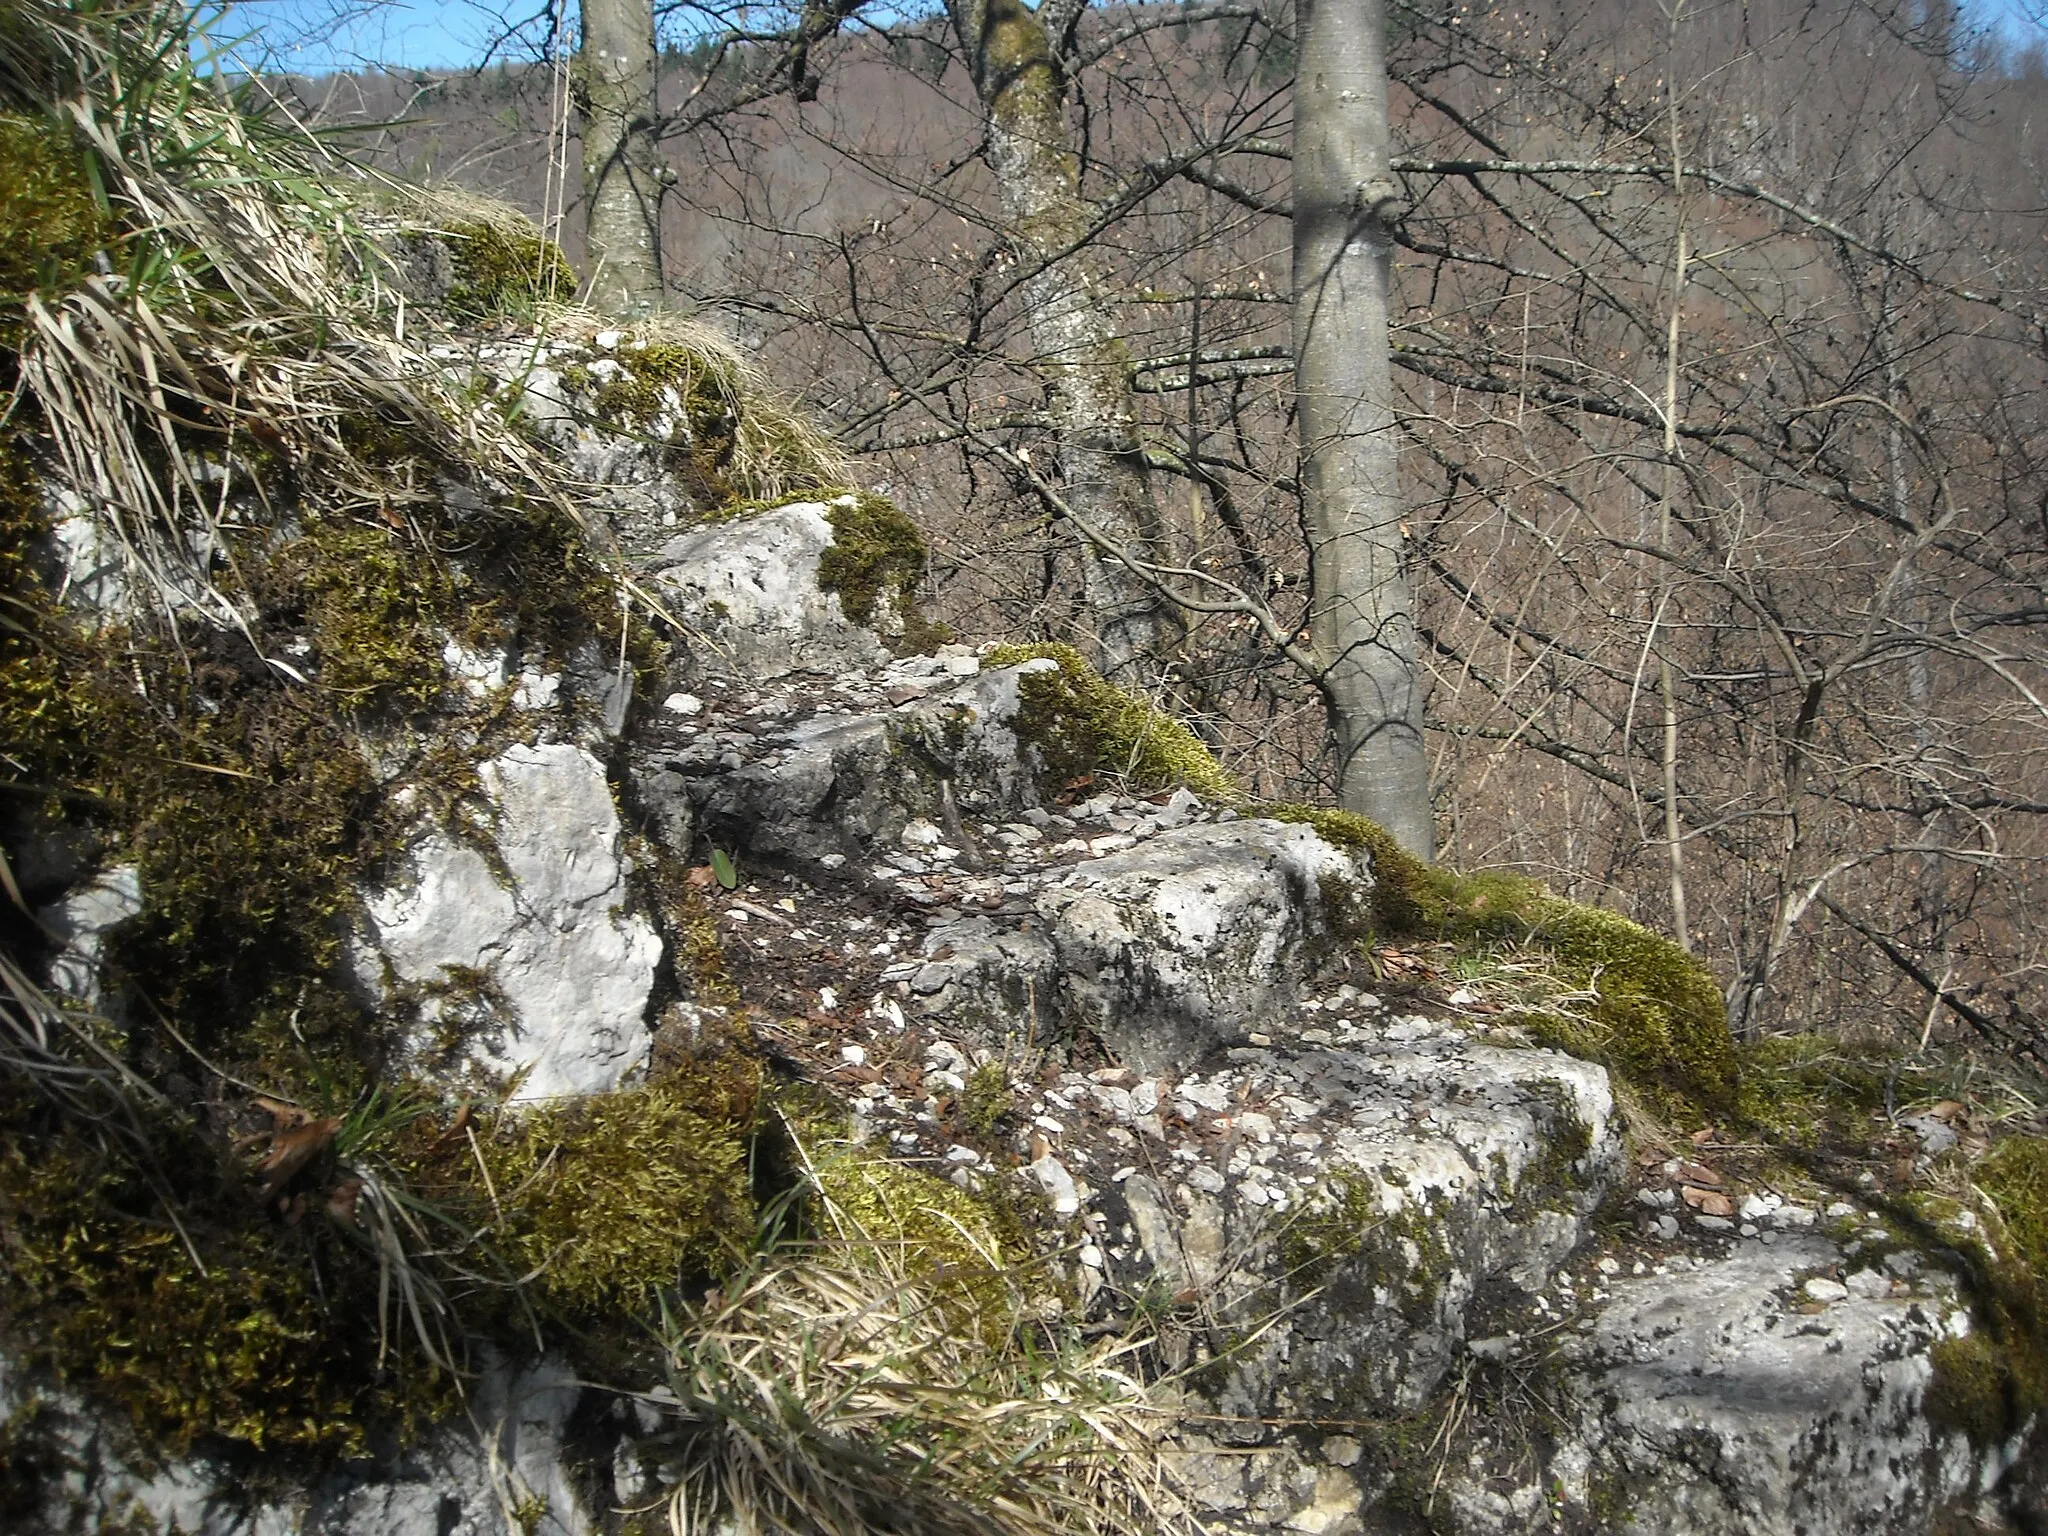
top-left (0, 112), bottom-right (108, 333)
top-left (1504, 897), bottom-right (1736, 1113)
top-left (1926, 1135), bottom-right (2048, 1447)
top-left (818, 491), bottom-right (939, 649)
top-left (958, 1060), bottom-right (1014, 1144)
top-left (984, 641), bottom-right (1235, 798)
top-left (812, 1145), bottom-right (1008, 1275)
top-left (464, 1068), bottom-right (761, 1317)
top-left (0, 1110), bottom-right (448, 1457)
top-left (440, 219), bottom-right (574, 321)
top-left (1731, 1034), bottom-right (1892, 1150)
top-left (270, 514), bottom-right (468, 710)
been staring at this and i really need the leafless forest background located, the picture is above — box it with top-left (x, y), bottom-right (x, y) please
top-left (279, 0), bottom-right (2048, 1076)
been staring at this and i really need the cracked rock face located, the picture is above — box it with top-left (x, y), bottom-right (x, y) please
top-left (355, 741), bottom-right (660, 1099)
top-left (648, 500), bottom-right (888, 681)
top-left (1035, 820), bottom-right (1367, 1072)
top-left (629, 652), bottom-right (1051, 869)
top-left (1421, 1234), bottom-right (2027, 1536)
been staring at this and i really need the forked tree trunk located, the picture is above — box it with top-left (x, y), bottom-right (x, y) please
top-left (579, 0), bottom-right (665, 314)
top-left (1292, 0), bottom-right (1433, 858)
top-left (944, 0), bottom-right (1176, 678)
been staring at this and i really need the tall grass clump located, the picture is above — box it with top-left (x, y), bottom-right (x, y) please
top-left (643, 1131), bottom-right (1201, 1536)
top-left (0, 0), bottom-right (601, 624)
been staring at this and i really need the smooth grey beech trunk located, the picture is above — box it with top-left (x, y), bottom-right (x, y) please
top-left (1293, 0), bottom-right (1433, 858)
top-left (579, 0), bottom-right (664, 314)
top-left (943, 0), bottom-right (1176, 678)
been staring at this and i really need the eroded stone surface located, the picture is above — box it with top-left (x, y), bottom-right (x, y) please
top-left (629, 653), bottom-right (1054, 869)
top-left (356, 741), bottom-right (660, 1099)
top-left (1409, 1234), bottom-right (2024, 1536)
top-left (1035, 821), bottom-right (1367, 1071)
top-left (648, 501), bottom-right (886, 681)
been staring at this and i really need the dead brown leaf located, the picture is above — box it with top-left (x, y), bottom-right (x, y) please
top-left (1679, 1185), bottom-right (1736, 1217)
top-left (255, 1100), bottom-right (342, 1205)
top-left (1676, 1161), bottom-right (1722, 1187)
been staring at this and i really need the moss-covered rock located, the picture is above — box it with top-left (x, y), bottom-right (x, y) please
top-left (0, 112), bottom-right (107, 336)
top-left (984, 641), bottom-right (1235, 798)
top-left (440, 218), bottom-right (575, 320)
top-left (1260, 805), bottom-right (1737, 1114)
top-left (1926, 1135), bottom-right (2048, 1448)
top-left (271, 514), bottom-right (467, 710)
top-left (817, 490), bottom-right (938, 648)
top-left (588, 335), bottom-right (846, 510)
top-left (1256, 803), bottom-right (1431, 934)
top-left (966, 645), bottom-right (1735, 1112)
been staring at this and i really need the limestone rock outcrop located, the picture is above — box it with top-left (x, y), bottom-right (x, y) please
top-left (12, 488), bottom-right (2040, 1536)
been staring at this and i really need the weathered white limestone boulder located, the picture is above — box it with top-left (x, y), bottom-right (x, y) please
top-left (1566, 1236), bottom-right (1984, 1534)
top-left (632, 654), bottom-right (1056, 867)
top-left (354, 741), bottom-right (660, 1099)
top-left (1107, 1015), bottom-right (1622, 1421)
top-left (647, 500), bottom-right (887, 680)
top-left (904, 819), bottom-right (1369, 1070)
top-left (1414, 1233), bottom-right (2030, 1536)
top-left (1037, 820), bottom-right (1367, 1071)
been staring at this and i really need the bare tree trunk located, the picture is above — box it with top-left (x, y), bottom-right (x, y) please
top-left (579, 0), bottom-right (665, 314)
top-left (1292, 0), bottom-right (1432, 858)
top-left (944, 0), bottom-right (1175, 678)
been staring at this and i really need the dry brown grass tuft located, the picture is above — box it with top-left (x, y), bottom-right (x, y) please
top-left (644, 1135), bottom-right (1200, 1536)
